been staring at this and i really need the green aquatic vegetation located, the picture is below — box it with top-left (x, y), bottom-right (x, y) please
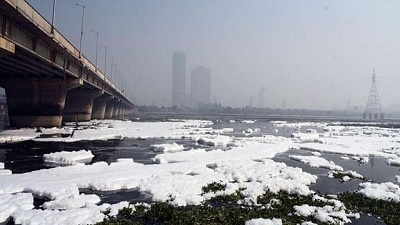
top-left (339, 191), bottom-right (400, 225)
top-left (98, 184), bottom-right (343, 225)
top-left (201, 181), bottom-right (227, 194)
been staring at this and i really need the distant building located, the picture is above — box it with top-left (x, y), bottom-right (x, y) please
top-left (258, 87), bottom-right (266, 108)
top-left (190, 66), bottom-right (211, 108)
top-left (172, 51), bottom-right (186, 108)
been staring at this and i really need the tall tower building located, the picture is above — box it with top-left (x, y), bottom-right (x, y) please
top-left (190, 66), bottom-right (211, 108)
top-left (172, 51), bottom-right (186, 108)
top-left (258, 87), bottom-right (266, 108)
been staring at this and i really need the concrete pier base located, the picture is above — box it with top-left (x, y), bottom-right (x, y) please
top-left (104, 101), bottom-right (114, 119)
top-left (91, 95), bottom-right (112, 120)
top-left (119, 107), bottom-right (125, 119)
top-left (63, 89), bottom-right (102, 122)
top-left (112, 105), bottom-right (120, 119)
top-left (4, 78), bottom-right (67, 128)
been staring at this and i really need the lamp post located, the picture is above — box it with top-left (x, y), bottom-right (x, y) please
top-left (114, 64), bottom-right (118, 85)
top-left (91, 30), bottom-right (99, 69)
top-left (100, 45), bottom-right (107, 74)
top-left (51, 0), bottom-right (56, 33)
top-left (108, 56), bottom-right (114, 81)
top-left (76, 3), bottom-right (85, 58)
top-left (120, 74), bottom-right (124, 92)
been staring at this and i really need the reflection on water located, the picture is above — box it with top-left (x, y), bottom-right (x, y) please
top-left (0, 139), bottom-right (120, 174)
top-left (349, 213), bottom-right (385, 225)
top-left (80, 188), bottom-right (153, 205)
top-left (0, 138), bottom-right (204, 174)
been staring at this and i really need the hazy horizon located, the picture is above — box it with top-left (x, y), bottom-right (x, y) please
top-left (27, 0), bottom-right (400, 111)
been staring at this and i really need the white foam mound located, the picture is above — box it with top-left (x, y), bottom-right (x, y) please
top-left (13, 202), bottom-right (129, 225)
top-left (359, 182), bottom-right (400, 202)
top-left (151, 142), bottom-right (184, 153)
top-left (328, 170), bottom-right (364, 182)
top-left (288, 155), bottom-right (343, 171)
top-left (311, 152), bottom-right (321, 156)
top-left (0, 128), bottom-right (39, 144)
top-left (294, 204), bottom-right (351, 224)
top-left (301, 222), bottom-right (318, 225)
top-left (197, 135), bottom-right (232, 147)
top-left (43, 193), bottom-right (100, 210)
top-left (0, 193), bottom-right (34, 223)
top-left (352, 156), bottom-right (369, 164)
top-left (245, 218), bottom-right (282, 225)
top-left (301, 132), bottom-right (400, 157)
top-left (13, 208), bottom-right (103, 225)
top-left (43, 150), bottom-right (94, 165)
top-left (291, 132), bottom-right (319, 141)
top-left (0, 170), bottom-right (12, 175)
top-left (387, 157), bottom-right (400, 166)
top-left (212, 159), bottom-right (317, 198)
top-left (0, 120), bottom-right (215, 144)
top-left (240, 120), bottom-right (256, 124)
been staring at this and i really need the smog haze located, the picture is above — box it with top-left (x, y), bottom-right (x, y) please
top-left (27, 0), bottom-right (400, 111)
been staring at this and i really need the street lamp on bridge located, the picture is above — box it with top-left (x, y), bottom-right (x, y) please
top-left (114, 64), bottom-right (118, 85)
top-left (75, 3), bottom-right (85, 58)
top-left (51, 0), bottom-right (56, 33)
top-left (108, 56), bottom-right (114, 81)
top-left (100, 45), bottom-right (107, 75)
top-left (91, 30), bottom-right (99, 70)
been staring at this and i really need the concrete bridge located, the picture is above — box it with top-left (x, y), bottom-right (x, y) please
top-left (0, 0), bottom-right (135, 127)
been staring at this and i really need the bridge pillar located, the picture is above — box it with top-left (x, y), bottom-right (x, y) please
top-left (63, 89), bottom-right (102, 122)
top-left (91, 94), bottom-right (112, 120)
top-left (112, 104), bottom-right (120, 119)
top-left (4, 78), bottom-right (67, 128)
top-left (104, 101), bottom-right (114, 119)
top-left (120, 106), bottom-right (126, 118)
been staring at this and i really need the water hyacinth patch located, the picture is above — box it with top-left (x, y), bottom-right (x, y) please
top-left (98, 185), bottom-right (353, 225)
top-left (339, 191), bottom-right (400, 225)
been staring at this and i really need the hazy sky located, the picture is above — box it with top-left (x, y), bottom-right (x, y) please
top-left (27, 0), bottom-right (400, 110)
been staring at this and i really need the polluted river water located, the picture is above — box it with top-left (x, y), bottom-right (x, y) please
top-left (0, 118), bottom-right (399, 224)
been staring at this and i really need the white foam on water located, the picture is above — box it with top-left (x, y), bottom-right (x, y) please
top-left (151, 142), bottom-right (184, 153)
top-left (43, 150), bottom-right (94, 165)
top-left (288, 155), bottom-right (343, 171)
top-left (245, 218), bottom-right (282, 225)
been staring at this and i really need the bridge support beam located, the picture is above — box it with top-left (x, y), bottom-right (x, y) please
top-left (63, 89), bottom-right (102, 123)
top-left (4, 78), bottom-right (67, 128)
top-left (119, 106), bottom-right (126, 119)
top-left (104, 100), bottom-right (114, 119)
top-left (112, 104), bottom-right (120, 119)
top-left (91, 94), bottom-right (112, 120)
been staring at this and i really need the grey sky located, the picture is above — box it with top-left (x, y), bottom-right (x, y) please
top-left (27, 0), bottom-right (400, 110)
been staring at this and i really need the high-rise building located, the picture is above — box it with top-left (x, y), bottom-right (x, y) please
top-left (258, 87), bottom-right (266, 108)
top-left (172, 51), bottom-right (186, 108)
top-left (190, 66), bottom-right (211, 108)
